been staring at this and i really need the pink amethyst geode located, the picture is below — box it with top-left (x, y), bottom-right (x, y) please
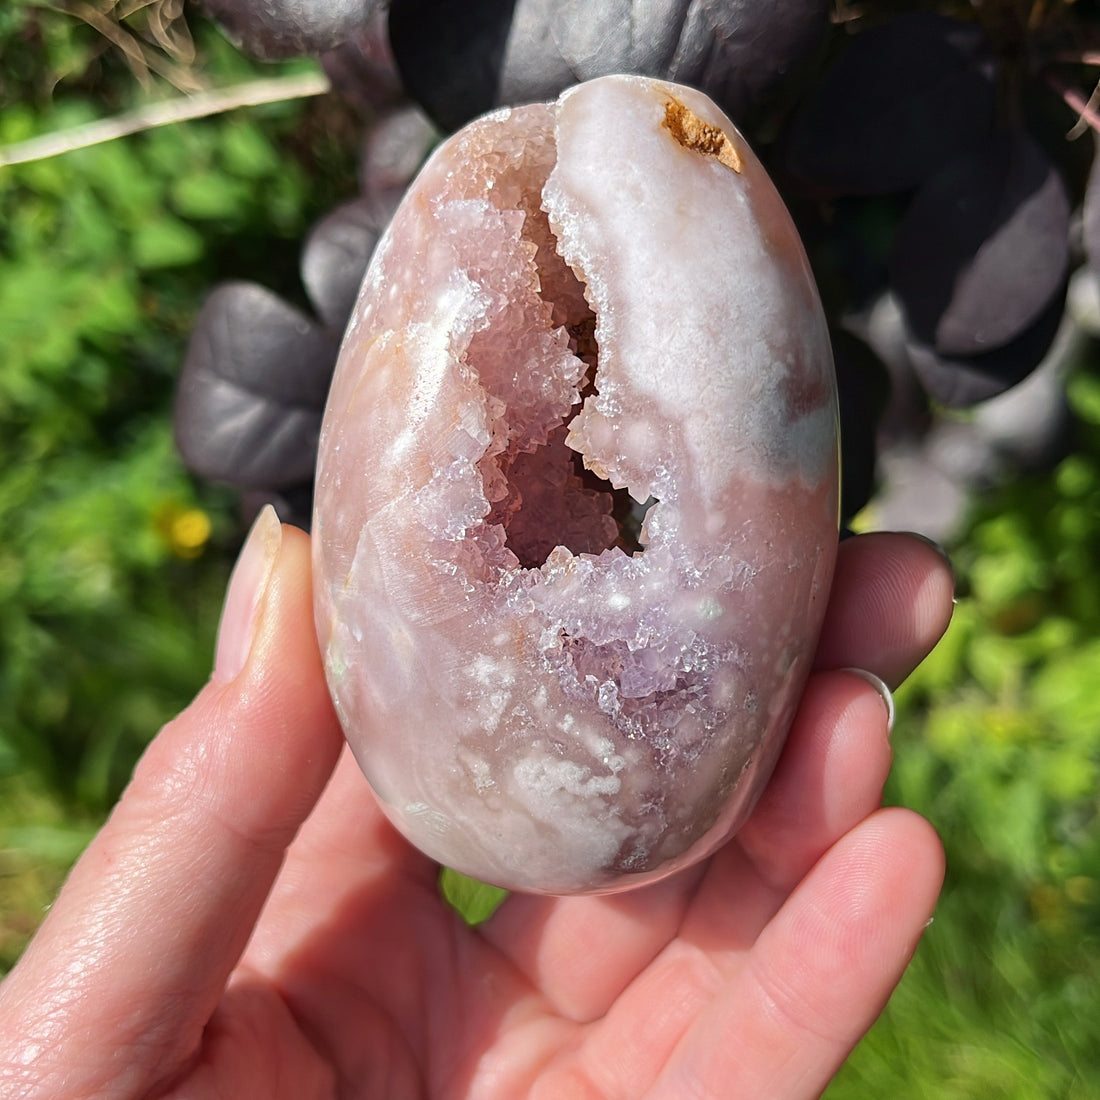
top-left (313, 75), bottom-right (839, 894)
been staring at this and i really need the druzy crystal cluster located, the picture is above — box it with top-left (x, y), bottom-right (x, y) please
top-left (313, 76), bottom-right (839, 894)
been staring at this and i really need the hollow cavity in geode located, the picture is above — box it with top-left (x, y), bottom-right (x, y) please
top-left (476, 251), bottom-right (655, 570)
top-left (314, 76), bottom-right (840, 895)
top-left (457, 119), bottom-right (657, 572)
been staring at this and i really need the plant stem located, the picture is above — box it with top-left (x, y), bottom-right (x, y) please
top-left (0, 70), bottom-right (332, 168)
top-left (1046, 70), bottom-right (1100, 138)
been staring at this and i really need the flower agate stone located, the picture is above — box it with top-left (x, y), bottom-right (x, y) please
top-left (313, 75), bottom-right (839, 894)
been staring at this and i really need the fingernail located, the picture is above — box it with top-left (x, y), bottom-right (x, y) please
top-left (841, 667), bottom-right (895, 737)
top-left (214, 505), bottom-right (282, 684)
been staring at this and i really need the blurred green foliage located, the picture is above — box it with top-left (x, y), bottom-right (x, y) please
top-left (440, 868), bottom-right (510, 926)
top-left (0, 4), bottom-right (356, 969)
top-left (830, 369), bottom-right (1100, 1099)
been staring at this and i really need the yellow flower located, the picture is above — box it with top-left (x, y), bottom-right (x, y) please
top-left (169, 508), bottom-right (211, 559)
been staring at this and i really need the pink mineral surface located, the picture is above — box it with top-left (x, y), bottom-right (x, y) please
top-left (313, 75), bottom-right (839, 894)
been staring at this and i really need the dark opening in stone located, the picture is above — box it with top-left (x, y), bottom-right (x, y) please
top-left (495, 308), bottom-right (657, 569)
top-left (471, 154), bottom-right (658, 572)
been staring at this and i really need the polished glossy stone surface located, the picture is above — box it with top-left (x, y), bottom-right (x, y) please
top-left (314, 75), bottom-right (839, 894)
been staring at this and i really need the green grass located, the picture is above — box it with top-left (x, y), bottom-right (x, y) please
top-left (830, 370), bottom-right (1100, 1098)
top-left (0, 3), bottom-right (356, 971)
top-left (0, 775), bottom-right (97, 972)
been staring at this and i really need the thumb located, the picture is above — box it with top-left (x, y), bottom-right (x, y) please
top-left (0, 508), bottom-right (344, 1099)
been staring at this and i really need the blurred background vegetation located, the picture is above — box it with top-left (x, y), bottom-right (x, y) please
top-left (833, 372), bottom-right (1100, 1098)
top-left (0, 3), bottom-right (1097, 1097)
top-left (0, 0), bottom-right (358, 963)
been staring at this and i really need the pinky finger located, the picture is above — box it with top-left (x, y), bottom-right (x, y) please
top-left (646, 808), bottom-right (944, 1100)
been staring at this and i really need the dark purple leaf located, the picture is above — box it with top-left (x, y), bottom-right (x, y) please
top-left (240, 485), bottom-right (316, 532)
top-left (662, 0), bottom-right (827, 123)
top-left (544, 0), bottom-right (690, 77)
top-left (891, 127), bottom-right (1070, 357)
top-left (832, 329), bottom-right (889, 521)
top-left (200, 0), bottom-right (382, 59)
top-left (359, 105), bottom-right (439, 207)
top-left (391, 0), bottom-right (826, 131)
top-left (853, 291), bottom-right (933, 447)
top-left (389, 0), bottom-right (519, 132)
top-left (174, 283), bottom-right (338, 489)
top-left (871, 435), bottom-right (971, 543)
top-left (319, 7), bottom-right (406, 110)
top-left (517, 0), bottom-right (827, 124)
top-left (904, 284), bottom-right (1065, 408)
top-left (301, 197), bottom-right (392, 331)
top-left (971, 344), bottom-right (1074, 474)
top-left (785, 13), bottom-right (996, 195)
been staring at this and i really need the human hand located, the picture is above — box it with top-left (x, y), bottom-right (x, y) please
top-left (0, 513), bottom-right (953, 1099)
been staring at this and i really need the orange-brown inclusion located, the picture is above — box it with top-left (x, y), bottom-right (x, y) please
top-left (662, 97), bottom-right (742, 173)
